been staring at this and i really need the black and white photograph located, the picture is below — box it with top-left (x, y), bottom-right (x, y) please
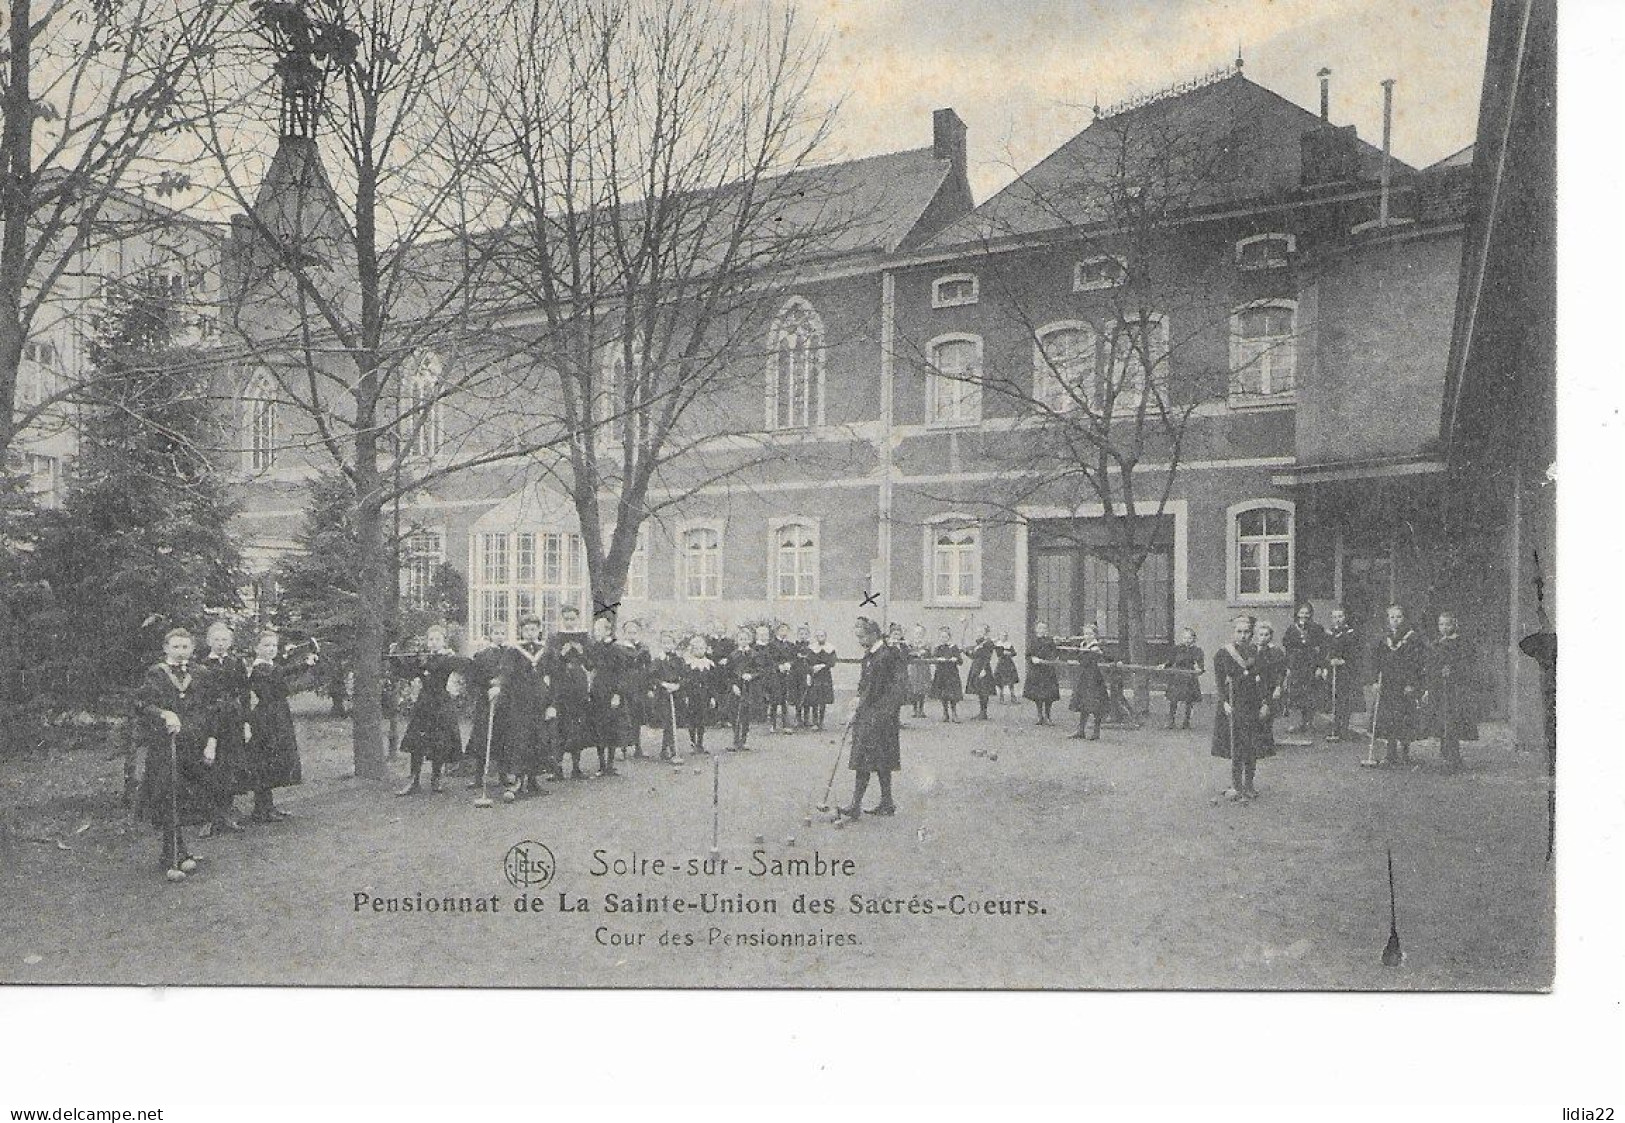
top-left (1, 0), bottom-right (1616, 1110)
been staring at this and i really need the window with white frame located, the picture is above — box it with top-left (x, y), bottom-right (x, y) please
top-left (1231, 502), bottom-right (1294, 602)
top-left (927, 335), bottom-right (981, 426)
top-left (1073, 255), bottom-right (1127, 291)
top-left (1230, 301), bottom-right (1297, 400)
top-left (24, 453), bottom-right (61, 509)
top-left (403, 352), bottom-right (444, 459)
top-left (931, 273), bottom-right (978, 308)
top-left (929, 520), bottom-right (981, 605)
top-left (400, 529), bottom-right (445, 611)
top-left (1033, 323), bottom-right (1096, 413)
top-left (470, 528), bottom-right (589, 639)
top-left (772, 521), bottom-right (818, 599)
top-left (680, 525), bottom-right (722, 599)
top-left (243, 370), bottom-right (279, 471)
top-left (767, 298), bottom-right (824, 430)
top-left (1235, 233), bottom-right (1296, 271)
top-left (19, 340), bottom-right (61, 407)
top-left (1102, 313), bottom-right (1169, 413)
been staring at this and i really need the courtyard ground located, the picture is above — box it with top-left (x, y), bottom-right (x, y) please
top-left (0, 693), bottom-right (1554, 990)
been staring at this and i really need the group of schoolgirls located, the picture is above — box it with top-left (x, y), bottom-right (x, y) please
top-left (135, 620), bottom-right (318, 879)
top-left (650, 622), bottom-right (839, 758)
top-left (894, 624), bottom-right (1022, 722)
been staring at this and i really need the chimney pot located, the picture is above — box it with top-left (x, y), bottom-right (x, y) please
top-left (1318, 67), bottom-right (1332, 121)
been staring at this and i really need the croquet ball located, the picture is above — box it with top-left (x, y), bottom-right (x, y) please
top-left (165, 868), bottom-right (186, 882)
top-left (502, 790), bottom-right (516, 803)
top-left (988, 751), bottom-right (999, 761)
top-left (179, 858), bottom-right (197, 873)
top-left (692, 768), bottom-right (700, 775)
top-left (833, 818), bottom-right (848, 830)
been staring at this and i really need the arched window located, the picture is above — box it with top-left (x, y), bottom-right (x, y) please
top-left (931, 273), bottom-right (978, 308)
top-left (1228, 500), bottom-right (1295, 603)
top-left (404, 352), bottom-right (443, 459)
top-left (1073, 255), bottom-right (1127, 291)
top-left (1033, 322), bottom-right (1096, 413)
top-left (928, 517), bottom-right (981, 605)
top-left (600, 340), bottom-right (653, 446)
top-left (680, 524), bottom-right (722, 599)
top-left (1102, 313), bottom-right (1169, 413)
top-left (1235, 233), bottom-right (1296, 270)
top-left (766, 298), bottom-right (824, 431)
top-left (927, 335), bottom-right (982, 426)
top-left (1230, 300), bottom-right (1298, 401)
top-left (243, 370), bottom-right (279, 471)
top-left (772, 520), bottom-right (818, 599)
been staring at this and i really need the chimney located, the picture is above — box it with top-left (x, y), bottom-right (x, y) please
top-left (1379, 78), bottom-right (1396, 225)
top-left (1318, 68), bottom-right (1332, 121)
top-left (933, 108), bottom-right (967, 180)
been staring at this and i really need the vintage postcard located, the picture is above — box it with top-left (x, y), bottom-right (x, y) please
top-left (0, 0), bottom-right (1556, 996)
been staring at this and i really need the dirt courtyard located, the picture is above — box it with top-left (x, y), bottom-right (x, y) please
top-left (0, 693), bottom-right (1554, 990)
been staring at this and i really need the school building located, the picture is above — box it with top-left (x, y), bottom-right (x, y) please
top-left (224, 62), bottom-right (1538, 719)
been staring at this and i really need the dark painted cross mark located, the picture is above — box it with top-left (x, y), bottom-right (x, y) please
top-left (859, 591), bottom-right (880, 608)
top-left (594, 600), bottom-right (620, 618)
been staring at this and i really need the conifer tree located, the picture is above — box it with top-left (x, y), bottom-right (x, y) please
top-left (33, 275), bottom-right (242, 698)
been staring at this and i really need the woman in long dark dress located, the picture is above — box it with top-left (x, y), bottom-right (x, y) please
top-left (804, 630), bottom-right (837, 731)
top-left (245, 630), bottom-right (319, 821)
top-left (964, 626), bottom-right (998, 720)
top-left (393, 625), bottom-right (467, 795)
top-left (1160, 627), bottom-right (1205, 729)
top-left (675, 635), bottom-right (717, 756)
top-left (136, 629), bottom-right (216, 877)
top-left (198, 620), bottom-right (249, 836)
top-left (1211, 615), bottom-right (1271, 801)
top-left (1066, 625), bottom-right (1109, 741)
top-left (1023, 621), bottom-right (1062, 725)
top-left (928, 626), bottom-right (964, 722)
top-left (905, 625), bottom-right (932, 718)
top-left (1423, 612), bottom-right (1479, 770)
top-left (1365, 605), bottom-right (1425, 767)
top-left (1281, 603), bottom-right (1329, 734)
top-left (992, 631), bottom-right (1020, 704)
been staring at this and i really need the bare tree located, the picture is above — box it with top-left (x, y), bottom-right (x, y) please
top-left (463, 0), bottom-right (859, 612)
top-left (901, 75), bottom-right (1301, 690)
top-left (191, 0), bottom-right (561, 779)
top-left (1, 0), bottom-right (230, 463)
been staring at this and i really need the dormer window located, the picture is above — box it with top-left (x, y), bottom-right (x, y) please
top-left (932, 274), bottom-right (978, 308)
top-left (1073, 255), bottom-right (1126, 291)
top-left (1236, 233), bottom-right (1296, 271)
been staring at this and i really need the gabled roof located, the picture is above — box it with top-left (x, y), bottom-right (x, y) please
top-left (928, 72), bottom-right (1401, 249)
top-left (1427, 144), bottom-right (1476, 171)
top-left (763, 145), bottom-right (961, 259)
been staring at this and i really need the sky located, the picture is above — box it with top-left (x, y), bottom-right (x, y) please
top-left (797, 0), bottom-right (1494, 200)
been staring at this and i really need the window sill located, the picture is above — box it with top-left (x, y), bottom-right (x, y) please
top-left (932, 298), bottom-right (979, 310)
top-left (925, 417), bottom-right (982, 431)
top-left (1072, 280), bottom-right (1124, 293)
top-left (1231, 594), bottom-right (1296, 608)
top-left (1227, 395), bottom-right (1297, 412)
top-left (927, 599), bottom-right (983, 610)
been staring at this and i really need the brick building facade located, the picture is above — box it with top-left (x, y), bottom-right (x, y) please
top-left (226, 67), bottom-right (1514, 705)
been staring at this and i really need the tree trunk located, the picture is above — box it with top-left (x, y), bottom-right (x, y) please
top-left (1118, 554), bottom-right (1151, 716)
top-left (349, 483), bottom-right (389, 779)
